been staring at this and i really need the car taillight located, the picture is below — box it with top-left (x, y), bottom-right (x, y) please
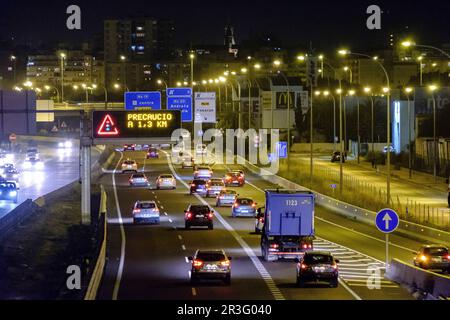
top-left (420, 255), bottom-right (428, 262)
top-left (301, 263), bottom-right (307, 269)
top-left (159, 179), bottom-right (163, 182)
top-left (226, 176), bottom-right (231, 180)
top-left (259, 217), bottom-right (264, 223)
top-left (193, 259), bottom-right (203, 268)
top-left (447, 255), bottom-right (450, 260)
top-left (220, 260), bottom-right (230, 267)
top-left (308, 244), bottom-right (312, 249)
top-left (270, 243), bottom-right (279, 249)
top-left (238, 176), bottom-right (243, 180)
top-left (133, 209), bottom-right (141, 214)
top-left (208, 212), bottom-right (213, 219)
top-left (233, 203), bottom-right (239, 208)
top-left (219, 196), bottom-right (224, 199)
top-left (194, 171), bottom-right (198, 174)
top-left (332, 264), bottom-right (338, 270)
top-left (191, 184), bottom-right (196, 187)
top-left (186, 212), bottom-right (192, 219)
top-left (251, 203), bottom-right (256, 208)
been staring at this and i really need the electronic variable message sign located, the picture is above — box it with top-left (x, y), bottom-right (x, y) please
top-left (92, 110), bottom-right (181, 139)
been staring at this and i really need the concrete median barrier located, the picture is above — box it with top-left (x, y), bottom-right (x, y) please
top-left (385, 258), bottom-right (450, 300)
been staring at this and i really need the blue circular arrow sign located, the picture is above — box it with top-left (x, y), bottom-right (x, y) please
top-left (375, 208), bottom-right (399, 233)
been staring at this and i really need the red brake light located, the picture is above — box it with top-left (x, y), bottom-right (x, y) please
top-left (133, 209), bottom-right (141, 214)
top-left (193, 259), bottom-right (203, 268)
top-left (332, 264), bottom-right (338, 270)
top-left (251, 203), bottom-right (256, 208)
top-left (302, 244), bottom-right (308, 249)
top-left (233, 203), bottom-right (238, 208)
top-left (301, 263), bottom-right (307, 269)
top-left (208, 212), bottom-right (213, 219)
top-left (186, 212), bottom-right (192, 219)
top-left (259, 217), bottom-right (264, 223)
top-left (447, 255), bottom-right (450, 260)
top-left (270, 243), bottom-right (279, 249)
top-left (191, 183), bottom-right (196, 187)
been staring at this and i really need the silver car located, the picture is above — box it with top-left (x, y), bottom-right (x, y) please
top-left (129, 173), bottom-right (149, 187)
top-left (189, 249), bottom-right (232, 285)
top-left (194, 166), bottom-right (212, 179)
top-left (206, 179), bottom-right (225, 197)
top-left (216, 190), bottom-right (238, 207)
top-left (132, 200), bottom-right (160, 224)
top-left (156, 174), bottom-right (176, 189)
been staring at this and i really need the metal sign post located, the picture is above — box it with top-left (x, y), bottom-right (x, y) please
top-left (375, 208), bottom-right (399, 271)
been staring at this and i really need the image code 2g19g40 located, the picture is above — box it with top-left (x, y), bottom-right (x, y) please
top-left (92, 110), bottom-right (182, 139)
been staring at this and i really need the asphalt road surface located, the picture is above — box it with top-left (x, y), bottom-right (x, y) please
top-left (95, 149), bottom-right (424, 300)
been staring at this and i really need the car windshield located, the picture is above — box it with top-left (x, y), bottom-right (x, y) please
top-left (132, 174), bottom-right (144, 178)
top-left (149, 148), bottom-right (157, 152)
top-left (124, 161), bottom-right (135, 165)
top-left (210, 182), bottom-right (223, 186)
top-left (193, 180), bottom-right (206, 185)
top-left (303, 254), bottom-right (333, 265)
top-left (425, 247), bottom-right (448, 256)
top-left (190, 206), bottom-right (210, 214)
top-left (223, 190), bottom-right (237, 195)
top-left (160, 175), bottom-right (173, 179)
top-left (198, 167), bottom-right (209, 171)
top-left (137, 202), bottom-right (156, 209)
top-left (237, 198), bottom-right (253, 205)
top-left (196, 252), bottom-right (225, 261)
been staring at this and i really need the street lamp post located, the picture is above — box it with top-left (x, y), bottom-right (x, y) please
top-left (364, 87), bottom-right (375, 156)
top-left (44, 85), bottom-right (60, 103)
top-left (60, 53), bottom-right (66, 102)
top-left (120, 55), bottom-right (127, 92)
top-left (10, 55), bottom-right (17, 83)
top-left (405, 87), bottom-right (414, 178)
top-left (157, 79), bottom-right (168, 109)
top-left (189, 52), bottom-right (195, 91)
top-left (429, 85), bottom-right (439, 182)
top-left (277, 69), bottom-right (291, 160)
top-left (417, 56), bottom-right (424, 86)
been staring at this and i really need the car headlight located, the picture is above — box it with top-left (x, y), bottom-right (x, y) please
top-left (64, 141), bottom-right (72, 148)
top-left (9, 191), bottom-right (17, 197)
top-left (58, 142), bottom-right (64, 147)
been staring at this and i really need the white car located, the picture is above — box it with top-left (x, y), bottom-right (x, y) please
top-left (156, 174), bottom-right (176, 189)
top-left (132, 200), bottom-right (160, 224)
top-left (121, 159), bottom-right (138, 173)
top-left (129, 173), bottom-right (149, 187)
top-left (194, 166), bottom-right (212, 179)
top-left (206, 179), bottom-right (225, 197)
top-left (181, 153), bottom-right (195, 168)
top-left (58, 141), bottom-right (73, 148)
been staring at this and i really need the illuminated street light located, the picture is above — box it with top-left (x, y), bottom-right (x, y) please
top-left (114, 83), bottom-right (120, 89)
top-left (404, 86), bottom-right (414, 178)
top-left (428, 84), bottom-right (439, 182)
top-left (202, 80), bottom-right (207, 84)
top-left (297, 55), bottom-right (306, 61)
top-left (23, 81), bottom-right (33, 88)
top-left (338, 49), bottom-right (349, 56)
top-left (241, 67), bottom-right (248, 73)
top-left (14, 86), bottom-right (22, 91)
top-left (254, 63), bottom-right (261, 70)
top-left (273, 60), bottom-right (281, 66)
top-left (219, 76), bottom-right (226, 83)
top-left (176, 82), bottom-right (182, 87)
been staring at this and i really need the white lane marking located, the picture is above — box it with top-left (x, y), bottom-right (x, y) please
top-left (185, 257), bottom-right (189, 263)
top-left (155, 195), bottom-right (158, 199)
top-left (111, 152), bottom-right (125, 300)
top-left (164, 212), bottom-right (168, 216)
top-left (181, 245), bottom-right (186, 251)
top-left (178, 235), bottom-right (183, 240)
top-left (164, 151), bottom-right (285, 300)
top-left (192, 288), bottom-right (197, 296)
top-left (169, 219), bottom-right (173, 223)
top-left (160, 205), bottom-right (164, 209)
top-left (338, 278), bottom-right (361, 300)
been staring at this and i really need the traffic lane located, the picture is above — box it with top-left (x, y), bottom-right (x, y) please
top-left (186, 163), bottom-right (412, 299)
top-left (0, 144), bottom-right (91, 219)
top-left (143, 154), bottom-right (276, 299)
top-left (173, 163), bottom-right (357, 300)
top-left (104, 153), bottom-right (196, 299)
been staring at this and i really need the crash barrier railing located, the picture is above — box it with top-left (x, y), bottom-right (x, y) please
top-left (0, 199), bottom-right (35, 242)
top-left (84, 184), bottom-right (107, 300)
top-left (238, 156), bottom-right (450, 245)
top-left (385, 258), bottom-right (450, 300)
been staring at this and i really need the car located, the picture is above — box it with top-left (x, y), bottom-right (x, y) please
top-left (216, 189), bottom-right (238, 207)
top-left (181, 153), bottom-right (195, 169)
top-left (156, 174), bottom-right (176, 189)
top-left (188, 250), bottom-right (232, 285)
top-left (331, 151), bottom-right (346, 163)
top-left (121, 159), bottom-right (138, 173)
top-left (23, 157), bottom-right (44, 170)
top-left (132, 200), bottom-right (160, 224)
top-left (25, 148), bottom-right (39, 161)
top-left (0, 181), bottom-right (19, 204)
top-left (129, 173), bottom-right (149, 187)
top-left (295, 251), bottom-right (339, 288)
top-left (189, 179), bottom-right (208, 196)
top-left (413, 244), bottom-right (449, 272)
top-left (184, 204), bottom-right (214, 229)
top-left (206, 179), bottom-right (225, 197)
top-left (194, 166), bottom-right (212, 179)
top-left (195, 144), bottom-right (207, 155)
top-left (3, 167), bottom-right (20, 184)
top-left (58, 140), bottom-right (73, 148)
top-left (232, 197), bottom-right (257, 217)
top-left (255, 207), bottom-right (265, 233)
top-left (123, 144), bottom-right (136, 151)
top-left (223, 171), bottom-right (245, 187)
top-left (146, 147), bottom-right (159, 159)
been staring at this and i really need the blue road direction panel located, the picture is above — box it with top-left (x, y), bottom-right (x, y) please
top-left (277, 141), bottom-right (288, 159)
top-left (167, 87), bottom-right (192, 122)
top-left (125, 92), bottom-right (161, 110)
top-left (375, 209), bottom-right (400, 233)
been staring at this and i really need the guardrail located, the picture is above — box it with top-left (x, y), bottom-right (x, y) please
top-left (238, 156), bottom-right (450, 245)
top-left (385, 258), bottom-right (450, 300)
top-left (0, 200), bottom-right (36, 242)
top-left (84, 184), bottom-right (107, 300)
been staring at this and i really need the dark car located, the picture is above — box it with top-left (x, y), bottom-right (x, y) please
top-left (295, 251), bottom-right (339, 288)
top-left (184, 204), bottom-right (214, 229)
top-left (223, 171), bottom-right (245, 187)
top-left (331, 151), bottom-right (346, 163)
top-left (146, 147), bottom-right (159, 159)
top-left (123, 144), bottom-right (136, 151)
top-left (188, 250), bottom-right (231, 285)
top-left (413, 244), bottom-right (449, 272)
top-left (189, 179), bottom-right (208, 196)
top-left (0, 181), bottom-right (19, 204)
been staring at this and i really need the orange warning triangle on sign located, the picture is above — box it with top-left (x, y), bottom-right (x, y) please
top-left (97, 114), bottom-right (119, 136)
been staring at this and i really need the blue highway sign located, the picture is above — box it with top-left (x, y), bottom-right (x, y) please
top-left (125, 92), bottom-right (161, 110)
top-left (277, 141), bottom-right (288, 159)
top-left (375, 208), bottom-right (399, 233)
top-left (167, 87), bottom-right (192, 122)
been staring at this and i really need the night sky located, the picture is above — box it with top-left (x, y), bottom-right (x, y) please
top-left (0, 0), bottom-right (449, 50)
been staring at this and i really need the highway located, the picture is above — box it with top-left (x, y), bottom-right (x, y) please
top-left (0, 141), bottom-right (100, 219)
top-left (96, 148), bottom-right (423, 300)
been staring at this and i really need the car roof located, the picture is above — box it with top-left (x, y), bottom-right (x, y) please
top-left (135, 200), bottom-right (156, 205)
top-left (196, 249), bottom-right (225, 255)
top-left (237, 197), bottom-right (253, 201)
top-left (422, 244), bottom-right (448, 249)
